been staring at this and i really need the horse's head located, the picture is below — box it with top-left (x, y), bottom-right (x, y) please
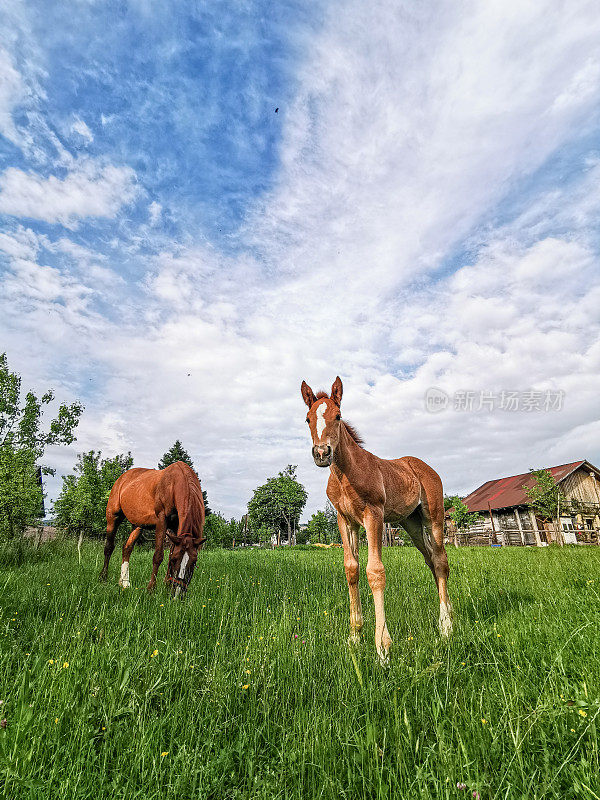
top-left (301, 376), bottom-right (344, 467)
top-left (165, 531), bottom-right (206, 598)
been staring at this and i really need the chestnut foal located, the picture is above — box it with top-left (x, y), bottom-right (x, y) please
top-left (301, 377), bottom-right (452, 663)
top-left (99, 461), bottom-right (206, 597)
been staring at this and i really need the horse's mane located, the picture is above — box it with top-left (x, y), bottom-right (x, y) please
top-left (315, 391), bottom-right (364, 446)
top-left (342, 421), bottom-right (364, 446)
top-left (170, 461), bottom-right (205, 535)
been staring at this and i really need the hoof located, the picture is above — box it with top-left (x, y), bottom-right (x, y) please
top-left (118, 580), bottom-right (130, 589)
top-left (348, 631), bottom-right (361, 646)
top-left (377, 649), bottom-right (390, 668)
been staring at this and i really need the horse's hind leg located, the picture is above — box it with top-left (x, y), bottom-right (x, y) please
top-left (99, 508), bottom-right (124, 582)
top-left (119, 526), bottom-right (143, 588)
top-left (402, 506), bottom-right (452, 636)
top-left (401, 509), bottom-right (436, 580)
top-left (420, 501), bottom-right (452, 637)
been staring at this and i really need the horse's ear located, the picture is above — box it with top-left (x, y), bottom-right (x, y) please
top-left (166, 530), bottom-right (181, 544)
top-left (194, 536), bottom-right (206, 548)
top-left (331, 376), bottom-right (343, 407)
top-left (301, 380), bottom-right (316, 408)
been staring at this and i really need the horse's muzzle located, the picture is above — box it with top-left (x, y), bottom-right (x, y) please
top-left (167, 574), bottom-right (189, 598)
top-left (312, 444), bottom-right (332, 467)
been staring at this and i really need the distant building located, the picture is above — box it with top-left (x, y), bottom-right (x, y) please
top-left (449, 460), bottom-right (600, 546)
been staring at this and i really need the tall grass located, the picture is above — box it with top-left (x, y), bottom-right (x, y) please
top-left (1, 543), bottom-right (599, 799)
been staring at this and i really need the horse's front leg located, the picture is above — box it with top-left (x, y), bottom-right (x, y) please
top-left (364, 506), bottom-right (392, 665)
top-left (147, 514), bottom-right (166, 592)
top-left (338, 513), bottom-right (363, 645)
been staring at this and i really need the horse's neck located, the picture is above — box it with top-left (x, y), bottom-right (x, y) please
top-left (332, 424), bottom-right (365, 480)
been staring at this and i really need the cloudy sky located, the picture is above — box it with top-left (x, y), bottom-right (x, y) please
top-left (1, 0), bottom-right (599, 519)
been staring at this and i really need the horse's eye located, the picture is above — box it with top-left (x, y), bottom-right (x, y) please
top-left (336, 414), bottom-right (341, 420)
top-left (305, 417), bottom-right (309, 423)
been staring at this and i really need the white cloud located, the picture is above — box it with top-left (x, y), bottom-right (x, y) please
top-left (71, 117), bottom-right (94, 143)
top-left (148, 201), bottom-right (162, 225)
top-left (0, 161), bottom-right (138, 227)
top-left (0, 48), bottom-right (27, 146)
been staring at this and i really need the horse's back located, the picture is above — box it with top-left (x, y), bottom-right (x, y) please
top-left (111, 468), bottom-right (163, 527)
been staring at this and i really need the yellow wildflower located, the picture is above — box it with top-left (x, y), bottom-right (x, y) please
top-left (55, 718), bottom-right (59, 724)
top-left (63, 662), bottom-right (69, 669)
top-left (161, 751), bottom-right (168, 757)
top-left (48, 659), bottom-right (55, 665)
top-left (578, 710), bottom-right (587, 718)
top-left (242, 684), bottom-right (249, 690)
top-left (481, 718), bottom-right (487, 725)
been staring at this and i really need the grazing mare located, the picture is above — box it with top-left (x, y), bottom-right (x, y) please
top-left (99, 461), bottom-right (206, 596)
top-left (301, 377), bottom-right (452, 663)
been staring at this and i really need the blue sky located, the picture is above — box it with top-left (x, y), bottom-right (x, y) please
top-left (1, 0), bottom-right (600, 517)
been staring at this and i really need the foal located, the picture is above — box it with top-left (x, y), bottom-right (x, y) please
top-left (301, 377), bottom-right (452, 663)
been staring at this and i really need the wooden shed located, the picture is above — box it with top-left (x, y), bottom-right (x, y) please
top-left (450, 459), bottom-right (600, 546)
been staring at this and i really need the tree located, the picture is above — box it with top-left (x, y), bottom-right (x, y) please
top-left (324, 500), bottom-right (340, 542)
top-left (247, 465), bottom-right (307, 546)
top-left (307, 511), bottom-right (329, 543)
top-left (54, 451), bottom-right (133, 538)
top-left (0, 353), bottom-right (83, 540)
top-left (158, 440), bottom-right (194, 470)
top-left (158, 440), bottom-right (211, 516)
top-left (0, 448), bottom-right (44, 541)
top-left (447, 495), bottom-right (482, 532)
top-left (203, 513), bottom-right (242, 548)
top-left (523, 469), bottom-right (563, 522)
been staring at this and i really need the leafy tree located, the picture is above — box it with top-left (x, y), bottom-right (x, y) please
top-left (447, 495), bottom-right (482, 532)
top-left (0, 353), bottom-right (83, 540)
top-left (0, 448), bottom-right (44, 541)
top-left (523, 468), bottom-right (564, 521)
top-left (203, 513), bottom-right (243, 548)
top-left (54, 451), bottom-right (133, 538)
top-left (307, 510), bottom-right (329, 543)
top-left (247, 465), bottom-right (307, 545)
top-left (157, 440), bottom-right (211, 516)
top-left (324, 500), bottom-right (340, 541)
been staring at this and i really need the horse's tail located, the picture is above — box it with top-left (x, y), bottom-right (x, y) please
top-left (171, 462), bottom-right (205, 538)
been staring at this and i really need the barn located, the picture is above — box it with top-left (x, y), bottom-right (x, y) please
top-left (449, 459), bottom-right (600, 546)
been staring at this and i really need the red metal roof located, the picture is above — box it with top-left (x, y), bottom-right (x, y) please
top-left (462, 461), bottom-right (586, 512)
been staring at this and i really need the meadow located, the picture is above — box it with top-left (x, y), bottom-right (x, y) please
top-left (1, 543), bottom-right (599, 800)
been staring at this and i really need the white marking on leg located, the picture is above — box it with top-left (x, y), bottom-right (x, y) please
top-left (119, 561), bottom-right (130, 589)
top-left (439, 601), bottom-right (453, 637)
top-left (316, 402), bottom-right (327, 438)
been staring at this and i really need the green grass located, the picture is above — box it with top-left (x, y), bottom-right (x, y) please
top-left (1, 543), bottom-right (599, 799)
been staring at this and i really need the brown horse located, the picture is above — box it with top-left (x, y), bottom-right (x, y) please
top-left (301, 377), bottom-right (452, 663)
top-left (99, 461), bottom-right (206, 596)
